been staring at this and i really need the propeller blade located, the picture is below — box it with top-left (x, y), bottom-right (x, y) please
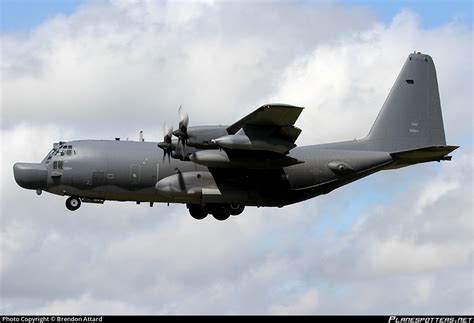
top-left (175, 105), bottom-right (189, 154)
top-left (159, 122), bottom-right (174, 164)
top-left (178, 105), bottom-right (189, 131)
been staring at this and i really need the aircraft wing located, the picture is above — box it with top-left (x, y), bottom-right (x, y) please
top-left (227, 104), bottom-right (304, 144)
top-left (189, 104), bottom-right (305, 169)
top-left (210, 104), bottom-right (305, 155)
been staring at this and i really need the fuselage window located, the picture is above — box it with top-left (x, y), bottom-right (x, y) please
top-left (58, 161), bottom-right (63, 169)
top-left (53, 161), bottom-right (57, 169)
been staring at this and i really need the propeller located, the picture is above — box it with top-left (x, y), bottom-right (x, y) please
top-left (158, 123), bottom-right (174, 163)
top-left (173, 105), bottom-right (189, 152)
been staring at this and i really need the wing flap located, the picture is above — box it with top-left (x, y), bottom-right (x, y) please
top-left (277, 126), bottom-right (302, 143)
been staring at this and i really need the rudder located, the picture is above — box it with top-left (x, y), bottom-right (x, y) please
top-left (365, 52), bottom-right (447, 152)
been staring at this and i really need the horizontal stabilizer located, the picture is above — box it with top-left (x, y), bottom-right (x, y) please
top-left (387, 145), bottom-right (459, 169)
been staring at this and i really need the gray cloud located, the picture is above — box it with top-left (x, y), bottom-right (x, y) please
top-left (1, 0), bottom-right (473, 315)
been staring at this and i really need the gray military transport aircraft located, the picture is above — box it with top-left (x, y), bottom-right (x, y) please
top-left (14, 52), bottom-right (458, 221)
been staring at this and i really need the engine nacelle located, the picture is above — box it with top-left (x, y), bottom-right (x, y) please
top-left (185, 126), bottom-right (229, 149)
top-left (189, 149), bottom-right (302, 169)
top-left (212, 134), bottom-right (295, 154)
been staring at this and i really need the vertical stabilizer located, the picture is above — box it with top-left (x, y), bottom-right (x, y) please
top-left (365, 52), bottom-right (447, 152)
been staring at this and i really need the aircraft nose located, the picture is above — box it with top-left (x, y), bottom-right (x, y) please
top-left (13, 162), bottom-right (48, 190)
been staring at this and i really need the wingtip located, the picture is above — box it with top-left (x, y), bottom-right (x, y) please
top-left (261, 103), bottom-right (305, 110)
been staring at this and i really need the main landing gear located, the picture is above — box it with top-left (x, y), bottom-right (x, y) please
top-left (187, 203), bottom-right (245, 221)
top-left (65, 196), bottom-right (81, 211)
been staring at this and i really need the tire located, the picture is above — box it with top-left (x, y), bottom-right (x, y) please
top-left (229, 204), bottom-right (245, 216)
top-left (66, 196), bottom-right (81, 211)
top-left (212, 209), bottom-right (230, 221)
top-left (188, 204), bottom-right (208, 220)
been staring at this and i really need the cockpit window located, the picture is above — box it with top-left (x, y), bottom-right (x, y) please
top-left (44, 144), bottom-right (75, 164)
top-left (54, 145), bottom-right (74, 157)
top-left (44, 148), bottom-right (58, 164)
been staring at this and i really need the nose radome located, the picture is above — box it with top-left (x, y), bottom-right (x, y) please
top-left (13, 163), bottom-right (48, 190)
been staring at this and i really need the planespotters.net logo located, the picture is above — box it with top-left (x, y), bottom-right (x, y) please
top-left (389, 317), bottom-right (473, 323)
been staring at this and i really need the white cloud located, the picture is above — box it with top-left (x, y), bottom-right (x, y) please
top-left (269, 10), bottom-right (473, 145)
top-left (270, 289), bottom-right (321, 314)
top-left (1, 1), bottom-right (375, 136)
top-left (1, 0), bottom-right (473, 315)
top-left (33, 294), bottom-right (143, 315)
top-left (415, 180), bottom-right (459, 214)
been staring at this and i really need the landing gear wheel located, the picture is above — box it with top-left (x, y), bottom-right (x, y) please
top-left (229, 204), bottom-right (245, 216)
top-left (212, 210), bottom-right (231, 221)
top-left (188, 204), bottom-right (208, 220)
top-left (66, 196), bottom-right (81, 211)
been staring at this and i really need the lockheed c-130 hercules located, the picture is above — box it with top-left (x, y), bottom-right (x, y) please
top-left (14, 52), bottom-right (458, 221)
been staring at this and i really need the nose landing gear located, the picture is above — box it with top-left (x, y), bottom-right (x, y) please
top-left (65, 196), bottom-right (81, 211)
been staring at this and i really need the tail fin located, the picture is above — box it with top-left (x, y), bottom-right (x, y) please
top-left (365, 52), bottom-right (447, 152)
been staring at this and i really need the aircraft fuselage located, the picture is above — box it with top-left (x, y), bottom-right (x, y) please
top-left (14, 138), bottom-right (395, 208)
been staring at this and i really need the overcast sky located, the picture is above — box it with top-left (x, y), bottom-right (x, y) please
top-left (1, 0), bottom-right (473, 315)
